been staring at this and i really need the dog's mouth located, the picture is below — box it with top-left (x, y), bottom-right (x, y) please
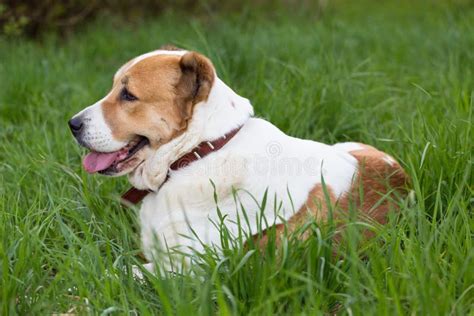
top-left (82, 136), bottom-right (149, 175)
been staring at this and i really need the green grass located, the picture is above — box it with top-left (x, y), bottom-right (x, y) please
top-left (0, 1), bottom-right (473, 314)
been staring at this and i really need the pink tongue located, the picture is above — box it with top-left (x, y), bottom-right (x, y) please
top-left (83, 151), bottom-right (121, 173)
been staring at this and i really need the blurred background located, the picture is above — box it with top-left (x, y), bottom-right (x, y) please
top-left (1, 0), bottom-right (471, 38)
top-left (1, 0), bottom-right (329, 38)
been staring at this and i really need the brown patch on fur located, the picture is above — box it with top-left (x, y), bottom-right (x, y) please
top-left (254, 143), bottom-right (408, 247)
top-left (339, 144), bottom-right (408, 228)
top-left (253, 184), bottom-right (336, 248)
top-left (102, 52), bottom-right (215, 149)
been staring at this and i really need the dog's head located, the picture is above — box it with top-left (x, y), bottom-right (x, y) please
top-left (68, 48), bottom-right (215, 176)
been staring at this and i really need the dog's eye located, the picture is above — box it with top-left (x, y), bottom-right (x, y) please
top-left (120, 88), bottom-right (138, 102)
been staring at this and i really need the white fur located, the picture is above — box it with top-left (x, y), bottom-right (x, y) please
top-left (127, 77), bottom-right (253, 190)
top-left (129, 67), bottom-right (358, 269)
top-left (332, 142), bottom-right (363, 153)
top-left (72, 95), bottom-right (127, 152)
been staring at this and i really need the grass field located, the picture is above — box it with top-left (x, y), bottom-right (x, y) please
top-left (0, 1), bottom-right (473, 314)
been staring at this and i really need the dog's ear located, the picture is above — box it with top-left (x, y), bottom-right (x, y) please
top-left (175, 52), bottom-right (215, 124)
top-left (178, 52), bottom-right (215, 103)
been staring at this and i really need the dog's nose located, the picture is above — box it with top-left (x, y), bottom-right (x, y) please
top-left (68, 116), bottom-right (84, 136)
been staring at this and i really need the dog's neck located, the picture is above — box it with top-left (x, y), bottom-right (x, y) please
top-left (199, 78), bottom-right (254, 140)
top-left (128, 77), bottom-right (254, 191)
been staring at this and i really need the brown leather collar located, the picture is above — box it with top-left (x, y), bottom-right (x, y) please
top-left (121, 126), bottom-right (243, 206)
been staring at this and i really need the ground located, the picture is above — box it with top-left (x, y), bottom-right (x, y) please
top-left (0, 1), bottom-right (473, 314)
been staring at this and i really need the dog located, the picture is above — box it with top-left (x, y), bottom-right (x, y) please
top-left (69, 46), bottom-right (408, 273)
